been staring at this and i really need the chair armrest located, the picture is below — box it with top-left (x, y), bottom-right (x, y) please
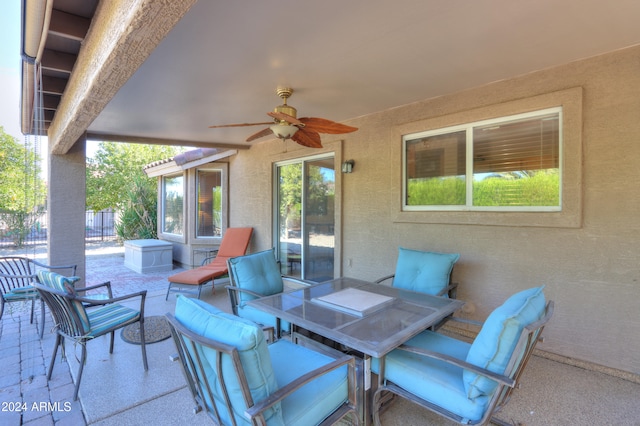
top-left (75, 281), bottom-right (113, 298)
top-left (435, 281), bottom-right (458, 298)
top-left (395, 344), bottom-right (516, 388)
top-left (244, 354), bottom-right (356, 421)
top-left (374, 274), bottom-right (394, 285)
top-left (9, 285), bottom-right (38, 293)
top-left (30, 259), bottom-right (77, 275)
top-left (282, 276), bottom-right (314, 288)
top-left (75, 290), bottom-right (147, 316)
top-left (225, 285), bottom-right (267, 300)
top-left (444, 316), bottom-right (483, 327)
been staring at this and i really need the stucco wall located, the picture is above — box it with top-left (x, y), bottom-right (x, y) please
top-left (228, 45), bottom-right (640, 375)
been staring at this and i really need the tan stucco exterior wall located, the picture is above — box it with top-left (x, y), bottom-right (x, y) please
top-left (228, 45), bottom-right (640, 376)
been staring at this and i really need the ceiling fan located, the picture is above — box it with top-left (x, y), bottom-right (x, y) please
top-left (208, 88), bottom-right (358, 148)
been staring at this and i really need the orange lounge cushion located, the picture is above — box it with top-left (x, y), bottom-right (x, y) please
top-left (217, 228), bottom-right (253, 258)
top-left (202, 257), bottom-right (228, 270)
top-left (168, 227), bottom-right (253, 286)
top-left (169, 257), bottom-right (229, 285)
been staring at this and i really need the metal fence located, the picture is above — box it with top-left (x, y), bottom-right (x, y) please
top-left (0, 210), bottom-right (117, 248)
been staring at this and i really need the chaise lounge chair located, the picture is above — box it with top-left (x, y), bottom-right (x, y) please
top-left (166, 227), bottom-right (253, 300)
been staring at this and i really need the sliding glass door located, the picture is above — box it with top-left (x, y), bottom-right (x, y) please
top-left (275, 155), bottom-right (335, 282)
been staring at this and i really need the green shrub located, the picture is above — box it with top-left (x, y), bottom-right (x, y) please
top-left (407, 171), bottom-right (559, 207)
top-left (115, 176), bottom-right (157, 242)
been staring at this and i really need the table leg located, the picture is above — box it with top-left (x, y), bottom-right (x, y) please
top-left (355, 355), bottom-right (373, 426)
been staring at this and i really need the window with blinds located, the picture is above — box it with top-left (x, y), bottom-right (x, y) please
top-left (196, 169), bottom-right (223, 237)
top-left (403, 107), bottom-right (561, 211)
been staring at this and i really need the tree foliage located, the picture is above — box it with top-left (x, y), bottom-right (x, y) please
top-left (0, 127), bottom-right (46, 246)
top-left (86, 142), bottom-right (181, 242)
top-left (86, 142), bottom-right (180, 212)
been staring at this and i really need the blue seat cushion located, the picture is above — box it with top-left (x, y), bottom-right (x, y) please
top-left (269, 340), bottom-right (349, 426)
top-left (372, 331), bottom-right (490, 422)
top-left (174, 296), bottom-right (283, 425)
top-left (464, 286), bottom-right (546, 399)
top-left (229, 250), bottom-right (284, 303)
top-left (237, 304), bottom-right (291, 334)
top-left (393, 248), bottom-right (460, 295)
top-left (87, 304), bottom-right (139, 337)
top-left (4, 285), bottom-right (38, 301)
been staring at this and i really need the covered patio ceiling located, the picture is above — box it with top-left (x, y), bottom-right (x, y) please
top-left (21, 0), bottom-right (640, 154)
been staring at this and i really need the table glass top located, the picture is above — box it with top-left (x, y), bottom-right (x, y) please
top-left (248, 277), bottom-right (464, 357)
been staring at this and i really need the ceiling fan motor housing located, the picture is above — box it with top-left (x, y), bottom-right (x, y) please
top-left (273, 104), bottom-right (297, 120)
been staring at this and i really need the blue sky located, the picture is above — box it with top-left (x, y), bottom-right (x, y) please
top-left (0, 1), bottom-right (22, 138)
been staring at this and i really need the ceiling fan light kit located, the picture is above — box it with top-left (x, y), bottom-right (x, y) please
top-left (270, 123), bottom-right (299, 139)
top-left (208, 87), bottom-right (358, 148)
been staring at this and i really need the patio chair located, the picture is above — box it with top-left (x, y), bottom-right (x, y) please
top-left (375, 247), bottom-right (460, 298)
top-left (0, 256), bottom-right (77, 338)
top-left (226, 249), bottom-right (297, 340)
top-left (166, 295), bottom-right (359, 425)
top-left (371, 286), bottom-right (554, 426)
top-left (166, 227), bottom-right (253, 300)
top-left (35, 270), bottom-right (148, 401)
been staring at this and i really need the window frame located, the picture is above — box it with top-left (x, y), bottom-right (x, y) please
top-left (194, 165), bottom-right (228, 241)
top-left (392, 87), bottom-right (583, 229)
top-left (402, 107), bottom-right (562, 212)
top-left (161, 173), bottom-right (185, 237)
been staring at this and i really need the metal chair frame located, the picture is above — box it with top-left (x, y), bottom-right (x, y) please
top-left (34, 282), bottom-right (148, 400)
top-left (0, 256), bottom-right (76, 338)
top-left (373, 301), bottom-right (554, 426)
top-left (166, 312), bottom-right (360, 426)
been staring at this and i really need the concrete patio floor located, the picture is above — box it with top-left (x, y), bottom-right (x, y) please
top-left (1, 242), bottom-right (639, 425)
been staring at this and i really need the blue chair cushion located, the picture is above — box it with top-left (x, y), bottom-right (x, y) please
top-left (38, 271), bottom-right (89, 330)
top-left (37, 270), bottom-right (80, 292)
top-left (4, 285), bottom-right (38, 301)
top-left (174, 296), bottom-right (283, 425)
top-left (393, 248), bottom-right (460, 295)
top-left (371, 330), bottom-right (491, 422)
top-left (229, 249), bottom-right (284, 303)
top-left (464, 286), bottom-right (546, 399)
top-left (269, 340), bottom-right (349, 426)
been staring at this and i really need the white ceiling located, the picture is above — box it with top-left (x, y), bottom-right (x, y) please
top-left (87, 0), bottom-right (640, 146)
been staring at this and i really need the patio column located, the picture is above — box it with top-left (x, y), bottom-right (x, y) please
top-left (47, 136), bottom-right (86, 286)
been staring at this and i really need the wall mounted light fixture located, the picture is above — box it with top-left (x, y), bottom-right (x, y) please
top-left (341, 160), bottom-right (355, 173)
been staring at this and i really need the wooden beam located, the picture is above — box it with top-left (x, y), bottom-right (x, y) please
top-left (41, 75), bottom-right (68, 95)
top-left (48, 9), bottom-right (91, 41)
top-left (43, 94), bottom-right (60, 110)
top-left (41, 49), bottom-right (76, 74)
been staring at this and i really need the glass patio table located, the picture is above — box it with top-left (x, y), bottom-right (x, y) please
top-left (247, 277), bottom-right (464, 424)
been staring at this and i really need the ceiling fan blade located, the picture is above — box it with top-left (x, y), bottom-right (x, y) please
top-left (208, 121), bottom-right (273, 129)
top-left (246, 127), bottom-right (274, 142)
top-left (292, 128), bottom-right (323, 148)
top-left (267, 111), bottom-right (303, 126)
top-left (299, 117), bottom-right (358, 134)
